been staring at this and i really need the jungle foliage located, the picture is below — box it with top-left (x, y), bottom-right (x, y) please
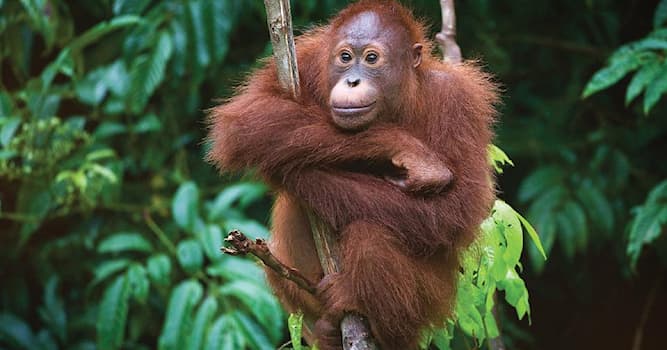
top-left (1, 0), bottom-right (666, 349)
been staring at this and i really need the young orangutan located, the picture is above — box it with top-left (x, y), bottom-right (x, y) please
top-left (208, 1), bottom-right (498, 348)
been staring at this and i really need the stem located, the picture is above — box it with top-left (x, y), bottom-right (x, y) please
top-left (143, 210), bottom-right (177, 255)
top-left (632, 274), bottom-right (662, 350)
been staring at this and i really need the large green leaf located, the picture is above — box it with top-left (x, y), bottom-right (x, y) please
top-left (0, 313), bottom-right (40, 349)
top-left (625, 60), bottom-right (663, 105)
top-left (97, 232), bottom-right (153, 254)
top-left (126, 264), bottom-right (149, 303)
top-left (128, 30), bottom-right (173, 113)
top-left (69, 15), bottom-right (142, 52)
top-left (39, 277), bottom-right (67, 343)
top-left (185, 0), bottom-right (210, 74)
top-left (643, 64), bottom-right (667, 114)
top-left (493, 201), bottom-right (523, 268)
top-left (219, 280), bottom-right (284, 341)
top-left (97, 275), bottom-right (131, 350)
top-left (518, 167), bottom-right (563, 203)
top-left (582, 51), bottom-right (655, 98)
top-left (146, 254), bottom-right (172, 286)
top-left (113, 0), bottom-right (151, 15)
top-left (172, 181), bottom-right (200, 232)
top-left (0, 116), bottom-right (21, 147)
top-left (177, 239), bottom-right (204, 275)
top-left (232, 312), bottom-right (274, 350)
top-left (204, 314), bottom-right (242, 350)
top-left (199, 224), bottom-right (224, 262)
top-left (158, 280), bottom-right (203, 350)
top-left (207, 182), bottom-right (268, 221)
top-left (90, 259), bottom-right (131, 288)
top-left (206, 257), bottom-right (265, 284)
top-left (186, 296), bottom-right (219, 350)
top-left (16, 182), bottom-right (53, 248)
top-left (576, 183), bottom-right (614, 233)
top-left (627, 180), bottom-right (667, 268)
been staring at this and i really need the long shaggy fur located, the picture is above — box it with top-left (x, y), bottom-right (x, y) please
top-left (207, 1), bottom-right (498, 349)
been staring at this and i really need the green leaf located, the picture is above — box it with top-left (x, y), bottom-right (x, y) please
top-left (126, 264), bottom-right (149, 303)
top-left (186, 296), bottom-right (219, 350)
top-left (0, 313), bottom-right (39, 349)
top-left (209, 1), bottom-right (234, 62)
top-left (494, 201), bottom-right (523, 268)
top-left (39, 277), bottom-right (67, 343)
top-left (88, 164), bottom-right (118, 183)
top-left (96, 275), bottom-right (130, 350)
top-left (655, 0), bottom-right (667, 28)
top-left (172, 181), bottom-right (200, 232)
top-left (219, 280), bottom-right (283, 341)
top-left (643, 64), bottom-right (667, 114)
top-left (91, 259), bottom-right (131, 288)
top-left (105, 60), bottom-right (131, 97)
top-left (288, 313), bottom-right (304, 350)
top-left (563, 201), bottom-right (588, 250)
top-left (206, 257), bottom-right (264, 284)
top-left (0, 116), bottom-right (21, 147)
top-left (487, 144), bottom-right (514, 174)
top-left (93, 122), bottom-right (127, 139)
top-left (497, 269), bottom-right (530, 320)
top-left (75, 67), bottom-right (109, 105)
top-left (133, 113), bottom-right (162, 133)
top-left (97, 232), bottom-right (153, 254)
top-left (199, 224), bottom-right (224, 262)
top-left (16, 183), bottom-right (53, 248)
top-left (556, 211), bottom-right (577, 259)
top-left (158, 280), bottom-right (203, 350)
top-left (208, 182), bottom-right (268, 221)
top-left (232, 312), bottom-right (274, 350)
top-left (647, 180), bottom-right (667, 203)
top-left (187, 1), bottom-right (211, 68)
top-left (516, 212), bottom-right (546, 260)
top-left (205, 314), bottom-right (242, 350)
top-left (223, 219), bottom-right (270, 240)
top-left (146, 254), bottom-right (171, 286)
top-left (85, 149), bottom-right (116, 162)
top-left (625, 60), bottom-right (663, 105)
top-left (627, 180), bottom-right (667, 268)
top-left (113, 0), bottom-right (151, 15)
top-left (69, 15), bottom-right (143, 52)
top-left (454, 282), bottom-right (485, 340)
top-left (518, 167), bottom-right (563, 203)
top-left (177, 239), bottom-right (204, 275)
top-left (576, 183), bottom-right (614, 233)
top-left (0, 91), bottom-right (15, 117)
top-left (582, 51), bottom-right (654, 98)
top-left (128, 30), bottom-right (173, 113)
top-left (483, 313), bottom-right (500, 338)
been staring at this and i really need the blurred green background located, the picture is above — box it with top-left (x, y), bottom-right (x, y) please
top-left (1, 0), bottom-right (666, 349)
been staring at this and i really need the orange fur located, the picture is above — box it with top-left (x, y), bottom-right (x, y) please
top-left (207, 1), bottom-right (498, 348)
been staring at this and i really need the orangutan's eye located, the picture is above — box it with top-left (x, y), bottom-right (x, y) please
top-left (340, 51), bottom-right (353, 63)
top-left (365, 52), bottom-right (378, 64)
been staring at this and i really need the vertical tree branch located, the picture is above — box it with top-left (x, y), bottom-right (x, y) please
top-left (263, 0), bottom-right (300, 98)
top-left (262, 1), bottom-right (377, 349)
top-left (436, 0), bottom-right (462, 63)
